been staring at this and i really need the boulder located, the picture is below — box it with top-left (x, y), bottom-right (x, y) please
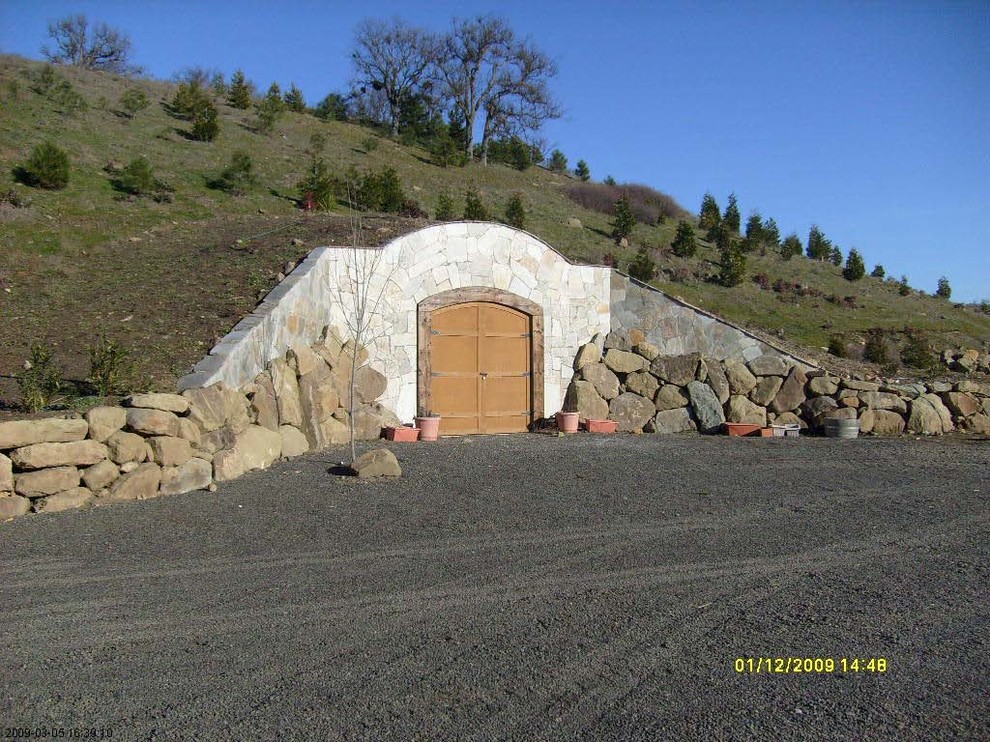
top-left (351, 404), bottom-right (392, 440)
top-left (801, 396), bottom-right (840, 427)
top-left (858, 392), bottom-right (907, 413)
top-left (624, 372), bottom-right (659, 400)
top-left (126, 408), bottom-right (180, 437)
top-left (213, 425), bottom-right (282, 482)
top-left (148, 436), bottom-right (193, 467)
top-left (354, 365), bottom-right (388, 403)
top-left (0, 453), bottom-right (12, 492)
top-left (35, 487), bottom-right (93, 513)
top-left (341, 339), bottom-right (369, 368)
top-left (176, 418), bottom-right (202, 446)
top-left (648, 408), bottom-right (696, 434)
top-left (107, 431), bottom-right (150, 465)
top-left (563, 380), bottom-right (609, 423)
top-left (603, 330), bottom-right (634, 352)
top-left (566, 217), bottom-right (583, 228)
top-left (749, 376), bottom-right (783, 407)
top-left (85, 406), bottom-right (127, 442)
top-left (298, 365), bottom-right (340, 448)
top-left (655, 385), bottom-right (689, 411)
top-left (954, 380), bottom-right (988, 395)
top-left (826, 406), bottom-right (857, 420)
top-left (952, 349), bottom-right (980, 373)
top-left (271, 358), bottom-right (304, 427)
top-left (907, 394), bottom-right (953, 435)
top-left (580, 363), bottom-right (621, 400)
top-left (858, 408), bottom-right (875, 435)
top-left (869, 410), bottom-right (906, 436)
top-left (702, 359), bottom-right (730, 404)
top-left (771, 367), bottom-right (808, 414)
top-left (774, 411), bottom-right (806, 429)
top-left (687, 381), bottom-right (725, 433)
top-left (723, 359), bottom-right (758, 395)
top-left (651, 354), bottom-right (702, 386)
top-left (882, 383), bottom-right (925, 398)
top-left (608, 392), bottom-right (656, 432)
top-left (634, 342), bottom-right (660, 362)
top-left (9, 440), bottom-right (108, 470)
top-left (0, 495), bottom-right (32, 519)
top-left (159, 458), bottom-right (213, 496)
top-left (603, 349), bottom-right (647, 374)
top-left (82, 459), bottom-right (119, 491)
top-left (288, 344), bottom-right (321, 378)
top-left (927, 382), bottom-right (952, 394)
top-left (106, 463), bottom-right (162, 501)
top-left (315, 326), bottom-right (345, 368)
top-left (248, 371), bottom-right (279, 431)
top-left (747, 354), bottom-right (792, 377)
top-left (196, 426), bottom-right (237, 455)
top-left (839, 395), bottom-right (860, 409)
top-left (0, 418), bottom-right (88, 449)
top-left (123, 393), bottom-right (189, 414)
top-left (841, 379), bottom-right (880, 392)
top-left (15, 466), bottom-right (80, 497)
top-left (727, 396), bottom-right (767, 427)
top-left (573, 343), bottom-right (601, 370)
top-left (942, 392), bottom-right (981, 419)
top-left (807, 376), bottom-right (840, 396)
top-left (350, 448), bottom-right (401, 478)
top-left (183, 383), bottom-right (248, 433)
top-left (311, 415), bottom-right (350, 447)
top-left (962, 414), bottom-right (990, 434)
top-left (280, 426), bottom-right (309, 457)
top-left (983, 398), bottom-right (990, 417)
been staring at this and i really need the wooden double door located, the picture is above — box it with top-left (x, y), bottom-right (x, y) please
top-left (429, 302), bottom-right (532, 435)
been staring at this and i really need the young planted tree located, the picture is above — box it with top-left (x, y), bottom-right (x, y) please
top-left (42, 14), bottom-right (138, 73)
top-left (463, 187), bottom-right (489, 220)
top-left (575, 159), bottom-right (590, 181)
top-left (718, 239), bottom-right (746, 287)
top-left (806, 224), bottom-right (831, 261)
top-left (670, 220), bottom-right (697, 258)
top-left (227, 70), bottom-right (254, 109)
top-left (871, 264), bottom-right (885, 279)
top-left (284, 83), bottom-right (306, 113)
top-left (435, 191), bottom-right (455, 221)
top-left (829, 246), bottom-right (843, 266)
top-left (698, 192), bottom-right (720, 231)
top-left (18, 141), bottom-right (70, 190)
top-left (898, 275), bottom-right (911, 296)
top-left (210, 151), bottom-right (256, 194)
top-left (762, 217), bottom-right (781, 249)
top-left (190, 99), bottom-right (220, 141)
top-left (548, 149), bottom-right (567, 173)
top-left (843, 248), bottom-right (866, 281)
top-left (611, 195), bottom-right (635, 245)
top-left (504, 192), bottom-right (526, 229)
top-left (935, 276), bottom-right (952, 299)
top-left (723, 192), bottom-right (741, 233)
top-left (628, 244), bottom-right (657, 283)
top-left (742, 211), bottom-right (763, 252)
top-left (119, 88), bottom-right (149, 118)
top-left (780, 233), bottom-right (803, 260)
top-left (315, 92), bottom-right (349, 121)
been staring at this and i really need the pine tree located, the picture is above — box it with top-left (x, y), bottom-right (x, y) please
top-left (842, 248), bottom-right (866, 280)
top-left (190, 99), bottom-right (220, 141)
top-left (780, 233), bottom-right (803, 260)
top-left (935, 276), bottom-right (951, 299)
top-left (574, 159), bottom-right (590, 181)
top-left (227, 69), bottom-right (253, 109)
top-left (898, 275), bottom-right (911, 296)
top-left (806, 224), bottom-right (831, 260)
top-left (670, 220), bottom-right (697, 258)
top-left (611, 195), bottom-right (635, 244)
top-left (723, 192), bottom-right (741, 233)
top-left (829, 245), bottom-right (843, 266)
top-left (742, 211), bottom-right (763, 252)
top-left (463, 187), bottom-right (488, 220)
top-left (762, 217), bottom-right (781, 249)
top-left (718, 239), bottom-right (746, 287)
top-left (699, 192), bottom-right (720, 231)
top-left (284, 83), bottom-right (306, 113)
top-left (548, 149), bottom-right (567, 173)
top-left (504, 192), bottom-right (525, 229)
top-left (435, 192), bottom-right (454, 221)
top-left (20, 141), bottom-right (70, 189)
top-left (628, 244), bottom-right (657, 283)
top-left (871, 264), bottom-right (885, 279)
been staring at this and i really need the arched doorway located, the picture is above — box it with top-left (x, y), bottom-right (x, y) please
top-left (418, 288), bottom-right (544, 435)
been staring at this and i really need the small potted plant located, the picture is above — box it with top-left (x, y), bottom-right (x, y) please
top-left (415, 409), bottom-right (441, 441)
top-left (555, 405), bottom-right (579, 434)
top-left (384, 424), bottom-right (420, 442)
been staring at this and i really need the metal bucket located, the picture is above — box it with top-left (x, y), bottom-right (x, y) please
top-left (824, 417), bottom-right (860, 439)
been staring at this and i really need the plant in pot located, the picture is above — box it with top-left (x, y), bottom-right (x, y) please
top-left (415, 409), bottom-right (441, 441)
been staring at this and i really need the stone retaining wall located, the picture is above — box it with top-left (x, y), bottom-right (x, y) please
top-left (565, 329), bottom-right (990, 436)
top-left (0, 327), bottom-right (400, 520)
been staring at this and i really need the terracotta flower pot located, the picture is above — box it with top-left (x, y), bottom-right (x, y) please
top-left (725, 422), bottom-right (761, 437)
top-left (385, 425), bottom-right (420, 442)
top-left (416, 416), bottom-right (441, 441)
top-left (556, 411), bottom-right (579, 433)
top-left (585, 418), bottom-right (617, 434)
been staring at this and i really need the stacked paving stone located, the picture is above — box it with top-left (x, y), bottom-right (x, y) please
top-left (565, 330), bottom-right (990, 437)
top-left (0, 326), bottom-right (399, 520)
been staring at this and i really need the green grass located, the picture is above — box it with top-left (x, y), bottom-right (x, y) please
top-left (0, 53), bottom-right (987, 408)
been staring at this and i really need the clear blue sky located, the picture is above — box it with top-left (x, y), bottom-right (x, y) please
top-left (2, 0), bottom-right (987, 302)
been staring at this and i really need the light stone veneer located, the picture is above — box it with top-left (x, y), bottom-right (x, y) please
top-left (180, 222), bottom-right (612, 422)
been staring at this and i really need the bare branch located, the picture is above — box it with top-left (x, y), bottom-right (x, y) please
top-left (41, 14), bottom-right (138, 74)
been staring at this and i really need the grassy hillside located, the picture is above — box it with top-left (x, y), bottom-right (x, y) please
top-left (1, 54), bottom-right (988, 410)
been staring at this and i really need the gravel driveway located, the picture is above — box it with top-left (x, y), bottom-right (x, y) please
top-left (2, 433), bottom-right (988, 740)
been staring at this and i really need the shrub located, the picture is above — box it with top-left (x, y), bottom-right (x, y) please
top-left (603, 175), bottom-right (616, 186)
top-left (752, 273), bottom-right (771, 290)
top-left (435, 192), bottom-right (455, 221)
top-left (843, 248), bottom-right (866, 281)
top-left (806, 225), bottom-right (831, 261)
top-left (119, 88), bottom-right (149, 118)
top-left (611, 195), bottom-right (635, 244)
top-left (548, 149), bottom-right (567, 173)
top-left (0, 188), bottom-right (31, 208)
top-left (670, 220), bottom-right (697, 257)
top-left (486, 136), bottom-right (534, 171)
top-left (361, 135), bottom-right (380, 153)
top-left (829, 246), bottom-right (843, 266)
top-left (935, 276), bottom-right (951, 299)
top-left (900, 329), bottom-right (935, 371)
top-left (296, 157), bottom-right (336, 210)
top-left (399, 198), bottom-right (427, 218)
top-left (210, 151), bottom-right (256, 194)
top-left (898, 276), bottom-right (911, 296)
top-left (429, 130), bottom-right (466, 168)
top-left (827, 335), bottom-right (847, 358)
top-left (780, 233), bottom-right (803, 260)
top-left (190, 99), bottom-right (220, 141)
top-left (114, 157), bottom-right (173, 201)
top-left (88, 335), bottom-right (134, 396)
top-left (356, 166), bottom-right (404, 212)
top-left (18, 141), bottom-right (70, 190)
top-left (670, 265), bottom-right (692, 283)
top-left (17, 344), bottom-right (63, 412)
top-left (628, 244), bottom-right (657, 283)
top-left (566, 181), bottom-right (689, 224)
top-left (871, 264), bottom-right (885, 279)
top-left (463, 187), bottom-right (488, 220)
top-left (314, 92), bottom-right (349, 121)
top-left (504, 192), bottom-right (526, 229)
top-left (575, 159), bottom-right (590, 181)
top-left (170, 81), bottom-right (208, 118)
top-left (863, 329), bottom-right (889, 364)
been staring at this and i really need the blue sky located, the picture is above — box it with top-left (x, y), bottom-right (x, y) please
top-left (2, 0), bottom-right (987, 301)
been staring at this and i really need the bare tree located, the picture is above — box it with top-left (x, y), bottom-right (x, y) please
top-left (437, 15), bottom-right (560, 164)
top-left (351, 17), bottom-right (433, 137)
top-left (42, 14), bottom-right (139, 74)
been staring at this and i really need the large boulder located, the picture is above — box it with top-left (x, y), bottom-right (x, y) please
top-left (9, 440), bottom-right (108, 470)
top-left (858, 392), bottom-right (907, 413)
top-left (727, 395), bottom-right (767, 427)
top-left (624, 372), bottom-right (659, 400)
top-left (651, 354), bottom-right (702, 386)
top-left (279, 426), bottom-right (309, 457)
top-left (907, 394), bottom-right (953, 435)
top-left (247, 371), bottom-right (279, 431)
top-left (85, 406), bottom-right (127, 442)
top-left (723, 360), bottom-right (758, 395)
top-left (962, 414), bottom-right (990, 434)
top-left (865, 409), bottom-right (906, 436)
top-left (687, 381), bottom-right (725, 433)
top-left (148, 436), bottom-right (193, 467)
top-left (841, 379), bottom-right (880, 392)
top-left (771, 367), bottom-right (808, 414)
top-left (106, 431), bottom-right (149, 465)
top-left (183, 383), bottom-right (250, 433)
top-left (0, 418), bottom-right (88, 449)
top-left (271, 358), bottom-right (304, 427)
top-left (608, 392), bottom-right (656, 432)
top-left (15, 466), bottom-right (79, 497)
top-left (942, 392), bottom-right (981, 419)
top-left (297, 364), bottom-right (341, 449)
top-left (634, 342), bottom-right (660, 362)
top-left (747, 354), bottom-right (792, 377)
top-left (123, 393), bottom-right (189, 414)
top-left (749, 376), bottom-right (783, 407)
top-left (106, 463), bottom-right (162, 501)
top-left (352, 403), bottom-right (398, 440)
top-left (580, 363), bottom-right (620, 400)
top-left (126, 408), bottom-right (180, 437)
top-left (350, 448), bottom-right (401, 478)
top-left (563, 381), bottom-right (609, 422)
top-left (314, 325), bottom-right (345, 368)
top-left (603, 329), bottom-right (634, 352)
top-left (354, 365), bottom-right (388, 403)
top-left (603, 349), bottom-right (647, 374)
top-left (176, 418), bottom-right (202, 446)
top-left (655, 384), bottom-right (690, 411)
top-left (802, 396), bottom-right (840, 428)
top-left (702, 359), bottom-right (730, 404)
top-left (0, 495), bottom-right (32, 519)
top-left (82, 459), bottom-right (119, 491)
top-left (288, 344), bottom-right (321, 378)
top-left (573, 342), bottom-right (601, 370)
top-left (648, 408), bottom-right (696, 434)
top-left (0, 453), bottom-right (12, 492)
top-left (213, 425), bottom-right (283, 481)
top-left (807, 376), bottom-right (840, 396)
top-left (159, 458), bottom-right (213, 496)
top-left (35, 487), bottom-right (93, 513)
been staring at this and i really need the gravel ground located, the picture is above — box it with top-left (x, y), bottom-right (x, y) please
top-left (1, 433), bottom-right (988, 741)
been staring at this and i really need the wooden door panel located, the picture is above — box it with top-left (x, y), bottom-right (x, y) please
top-left (484, 376), bottom-right (529, 416)
top-left (482, 304), bottom-right (529, 334)
top-left (432, 335), bottom-right (477, 373)
top-left (432, 305), bottom-right (479, 334)
top-left (480, 336), bottom-right (529, 373)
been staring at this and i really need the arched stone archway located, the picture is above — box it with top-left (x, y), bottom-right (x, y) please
top-left (418, 287), bottom-right (545, 434)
